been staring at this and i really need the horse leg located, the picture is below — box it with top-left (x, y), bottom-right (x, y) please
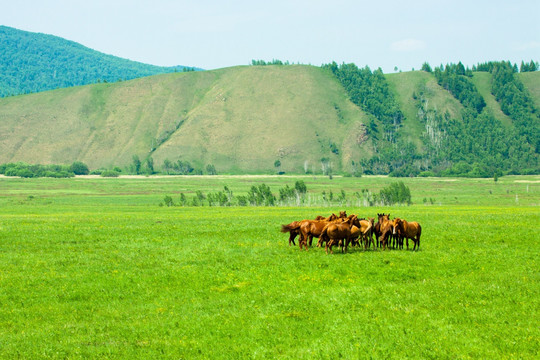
top-left (289, 232), bottom-right (297, 246)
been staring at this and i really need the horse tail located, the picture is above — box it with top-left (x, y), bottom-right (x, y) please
top-left (281, 222), bottom-right (300, 233)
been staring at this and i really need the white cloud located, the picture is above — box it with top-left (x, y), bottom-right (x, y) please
top-left (390, 38), bottom-right (427, 52)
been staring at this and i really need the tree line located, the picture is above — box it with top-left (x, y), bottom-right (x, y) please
top-left (0, 161), bottom-right (89, 178)
top-left (160, 181), bottom-right (412, 207)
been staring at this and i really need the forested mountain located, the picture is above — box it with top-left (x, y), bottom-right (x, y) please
top-left (0, 26), bottom-right (198, 97)
top-left (0, 57), bottom-right (538, 176)
top-left (322, 61), bottom-right (539, 177)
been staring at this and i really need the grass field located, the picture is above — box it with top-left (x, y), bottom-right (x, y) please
top-left (0, 175), bottom-right (538, 359)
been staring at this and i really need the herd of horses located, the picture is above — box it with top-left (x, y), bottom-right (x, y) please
top-left (280, 211), bottom-right (422, 254)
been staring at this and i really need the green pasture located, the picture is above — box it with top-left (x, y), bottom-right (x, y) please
top-left (0, 175), bottom-right (538, 359)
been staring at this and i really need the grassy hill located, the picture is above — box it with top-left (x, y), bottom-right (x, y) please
top-left (0, 64), bottom-right (538, 174)
top-left (0, 26), bottom-right (198, 97)
top-left (0, 65), bottom-right (372, 173)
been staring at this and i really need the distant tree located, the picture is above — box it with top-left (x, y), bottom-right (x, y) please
top-left (206, 164), bottom-right (217, 175)
top-left (247, 184), bottom-right (276, 206)
top-left (163, 195), bottom-right (174, 207)
top-left (70, 161), bottom-right (89, 175)
top-left (179, 193), bottom-right (187, 206)
top-left (421, 62), bottom-right (432, 72)
top-left (456, 62), bottom-right (466, 75)
top-left (146, 157), bottom-right (154, 174)
top-left (163, 159), bottom-right (172, 174)
top-left (376, 181), bottom-right (411, 205)
top-left (294, 180), bottom-right (307, 194)
top-left (132, 155), bottom-right (141, 174)
top-left (174, 160), bottom-right (193, 175)
top-left (520, 60), bottom-right (539, 72)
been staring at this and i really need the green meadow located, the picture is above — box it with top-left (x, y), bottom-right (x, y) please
top-left (0, 175), bottom-right (538, 359)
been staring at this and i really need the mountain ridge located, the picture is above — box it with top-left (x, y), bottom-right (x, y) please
top-left (0, 64), bottom-right (538, 175)
top-left (0, 25), bottom-right (199, 97)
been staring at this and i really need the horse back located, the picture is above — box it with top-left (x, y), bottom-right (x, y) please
top-left (301, 219), bottom-right (329, 236)
top-left (404, 221), bottom-right (421, 237)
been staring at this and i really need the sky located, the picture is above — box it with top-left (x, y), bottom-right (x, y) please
top-left (2, 0), bottom-right (539, 72)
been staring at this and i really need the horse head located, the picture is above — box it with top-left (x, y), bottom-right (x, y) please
top-left (327, 213), bottom-right (338, 221)
top-left (393, 218), bottom-right (402, 235)
top-left (347, 215), bottom-right (359, 227)
top-left (350, 215), bottom-right (360, 228)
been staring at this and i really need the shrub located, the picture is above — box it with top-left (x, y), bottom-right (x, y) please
top-left (70, 161), bottom-right (90, 175)
top-left (163, 195), bottom-right (174, 207)
top-left (100, 170), bottom-right (120, 178)
top-left (376, 181), bottom-right (412, 205)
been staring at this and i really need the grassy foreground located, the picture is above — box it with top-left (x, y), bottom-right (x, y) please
top-left (0, 175), bottom-right (538, 359)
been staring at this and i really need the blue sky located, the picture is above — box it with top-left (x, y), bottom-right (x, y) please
top-left (2, 0), bottom-right (539, 72)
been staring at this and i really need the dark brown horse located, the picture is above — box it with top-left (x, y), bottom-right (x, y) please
top-left (394, 218), bottom-right (422, 251)
top-left (321, 215), bottom-right (360, 254)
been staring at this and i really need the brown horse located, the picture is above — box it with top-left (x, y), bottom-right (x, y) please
top-left (280, 221), bottom-right (302, 246)
top-left (358, 217), bottom-right (375, 249)
top-left (377, 213), bottom-right (394, 251)
top-left (299, 215), bottom-right (345, 250)
top-left (373, 213), bottom-right (388, 248)
top-left (394, 218), bottom-right (422, 251)
top-left (349, 218), bottom-right (374, 249)
top-left (280, 214), bottom-right (338, 247)
top-left (391, 218), bottom-right (404, 250)
top-left (321, 215), bottom-right (359, 254)
top-left (298, 212), bottom-right (349, 250)
top-left (316, 214), bottom-right (355, 248)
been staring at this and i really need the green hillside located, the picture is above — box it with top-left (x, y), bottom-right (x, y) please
top-left (0, 65), bottom-right (372, 173)
top-left (0, 26), bottom-right (198, 97)
top-left (0, 64), bottom-right (538, 175)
